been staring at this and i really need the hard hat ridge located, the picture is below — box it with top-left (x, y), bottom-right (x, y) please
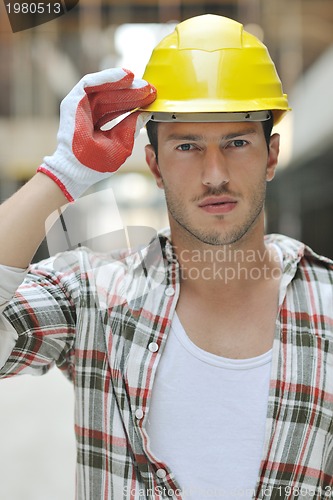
top-left (176, 14), bottom-right (243, 51)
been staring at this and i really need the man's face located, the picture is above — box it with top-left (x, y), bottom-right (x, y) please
top-left (145, 121), bottom-right (279, 247)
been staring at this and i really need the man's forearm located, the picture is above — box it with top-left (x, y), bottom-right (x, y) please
top-left (0, 172), bottom-right (68, 268)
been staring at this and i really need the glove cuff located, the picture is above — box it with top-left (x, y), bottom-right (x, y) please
top-left (37, 165), bottom-right (75, 202)
top-left (39, 150), bottom-right (112, 201)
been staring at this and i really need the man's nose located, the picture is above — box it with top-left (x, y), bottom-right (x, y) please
top-left (201, 148), bottom-right (230, 187)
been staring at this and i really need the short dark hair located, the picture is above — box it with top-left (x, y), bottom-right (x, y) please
top-left (146, 120), bottom-right (159, 158)
top-left (146, 114), bottom-right (274, 159)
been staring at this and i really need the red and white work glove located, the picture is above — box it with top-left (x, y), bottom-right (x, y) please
top-left (38, 68), bottom-right (156, 201)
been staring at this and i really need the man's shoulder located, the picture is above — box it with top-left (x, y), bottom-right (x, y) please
top-left (31, 230), bottom-right (171, 276)
top-left (265, 233), bottom-right (333, 273)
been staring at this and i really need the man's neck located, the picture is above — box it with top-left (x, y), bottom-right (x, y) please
top-left (171, 231), bottom-right (282, 299)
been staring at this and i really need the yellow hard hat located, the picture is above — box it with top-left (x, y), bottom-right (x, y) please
top-left (141, 14), bottom-right (290, 124)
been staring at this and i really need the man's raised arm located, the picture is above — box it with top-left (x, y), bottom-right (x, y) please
top-left (0, 68), bottom-right (155, 269)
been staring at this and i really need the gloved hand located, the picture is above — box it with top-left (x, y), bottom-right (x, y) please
top-left (38, 68), bottom-right (156, 201)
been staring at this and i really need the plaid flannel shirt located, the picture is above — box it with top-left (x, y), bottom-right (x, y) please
top-left (0, 233), bottom-right (332, 500)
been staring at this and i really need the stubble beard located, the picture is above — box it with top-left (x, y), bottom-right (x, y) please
top-left (162, 180), bottom-right (267, 247)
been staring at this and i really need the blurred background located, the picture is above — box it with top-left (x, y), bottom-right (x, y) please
top-left (0, 0), bottom-right (333, 498)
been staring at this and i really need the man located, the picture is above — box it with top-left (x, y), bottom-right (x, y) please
top-left (0, 14), bottom-right (332, 500)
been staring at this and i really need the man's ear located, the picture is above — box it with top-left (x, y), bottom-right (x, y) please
top-left (266, 133), bottom-right (280, 182)
top-left (145, 145), bottom-right (164, 189)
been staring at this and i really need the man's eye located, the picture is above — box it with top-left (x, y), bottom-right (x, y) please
top-left (176, 143), bottom-right (195, 151)
top-left (229, 139), bottom-right (248, 148)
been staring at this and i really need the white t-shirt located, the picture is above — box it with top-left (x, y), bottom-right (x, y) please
top-left (146, 313), bottom-right (272, 499)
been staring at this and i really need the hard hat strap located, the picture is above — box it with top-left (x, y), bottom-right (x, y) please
top-left (149, 111), bottom-right (272, 123)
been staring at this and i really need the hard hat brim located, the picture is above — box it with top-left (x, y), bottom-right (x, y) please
top-left (148, 111), bottom-right (272, 123)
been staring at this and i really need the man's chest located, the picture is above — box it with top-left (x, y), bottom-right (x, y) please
top-left (175, 286), bottom-right (279, 359)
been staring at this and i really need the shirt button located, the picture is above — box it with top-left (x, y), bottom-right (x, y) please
top-left (165, 286), bottom-right (175, 296)
top-left (156, 468), bottom-right (167, 479)
top-left (135, 409), bottom-right (144, 420)
top-left (148, 342), bottom-right (159, 353)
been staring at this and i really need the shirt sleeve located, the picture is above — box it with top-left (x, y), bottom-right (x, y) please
top-left (0, 265), bottom-right (27, 370)
top-left (0, 252), bottom-right (82, 380)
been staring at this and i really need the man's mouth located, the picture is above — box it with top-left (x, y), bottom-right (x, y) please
top-left (198, 196), bottom-right (238, 214)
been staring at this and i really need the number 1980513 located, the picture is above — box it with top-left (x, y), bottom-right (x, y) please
top-left (6, 3), bottom-right (62, 14)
